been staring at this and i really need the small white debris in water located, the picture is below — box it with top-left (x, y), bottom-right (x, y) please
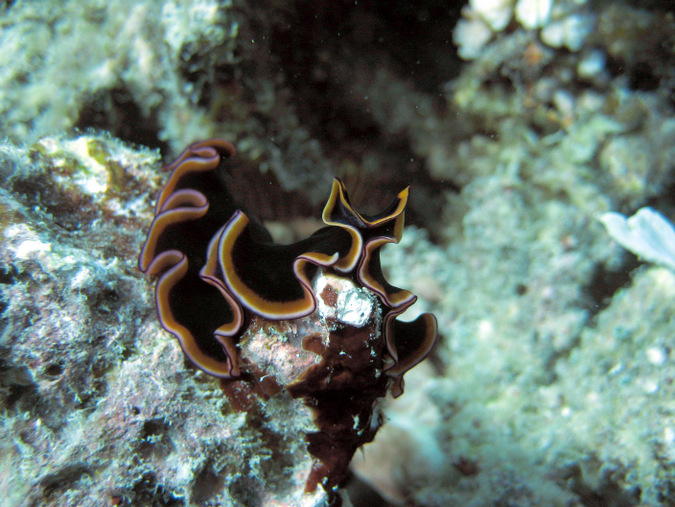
top-left (646, 347), bottom-right (667, 366)
top-left (642, 379), bottom-right (659, 395)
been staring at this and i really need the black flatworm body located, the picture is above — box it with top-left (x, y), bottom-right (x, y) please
top-left (139, 139), bottom-right (438, 497)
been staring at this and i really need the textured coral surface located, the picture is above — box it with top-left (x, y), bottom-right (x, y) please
top-left (1, 0), bottom-right (675, 505)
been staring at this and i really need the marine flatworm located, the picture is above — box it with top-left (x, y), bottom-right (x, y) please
top-left (139, 139), bottom-right (438, 496)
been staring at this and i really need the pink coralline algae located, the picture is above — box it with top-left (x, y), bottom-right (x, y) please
top-left (139, 139), bottom-right (437, 500)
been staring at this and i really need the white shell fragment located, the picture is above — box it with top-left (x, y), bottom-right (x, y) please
top-left (600, 207), bottom-right (675, 272)
top-left (453, 15), bottom-right (493, 60)
top-left (540, 13), bottom-right (594, 51)
top-left (577, 49), bottom-right (607, 80)
top-left (470, 0), bottom-right (515, 32)
top-left (314, 270), bottom-right (379, 327)
top-left (337, 288), bottom-right (375, 327)
top-left (515, 0), bottom-right (552, 30)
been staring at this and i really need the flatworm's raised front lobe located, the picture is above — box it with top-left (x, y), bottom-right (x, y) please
top-left (139, 139), bottom-right (438, 498)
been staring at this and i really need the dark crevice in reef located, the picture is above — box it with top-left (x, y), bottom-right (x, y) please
top-left (39, 464), bottom-right (94, 503)
top-left (266, 0), bottom-right (465, 233)
top-left (404, 169), bottom-right (461, 233)
top-left (1, 365), bottom-right (38, 409)
top-left (345, 473), bottom-right (390, 507)
top-left (190, 460), bottom-right (225, 505)
top-left (0, 262), bottom-right (20, 285)
top-left (75, 87), bottom-right (168, 152)
top-left (561, 460), bottom-right (642, 507)
top-left (271, 0), bottom-right (465, 98)
top-left (620, 0), bottom-right (675, 14)
top-left (627, 61), bottom-right (661, 92)
top-left (229, 474), bottom-right (262, 507)
top-left (598, 5), bottom-right (675, 99)
top-left (138, 418), bottom-right (175, 460)
top-left (645, 183), bottom-right (675, 215)
top-left (128, 472), bottom-right (185, 507)
top-left (604, 54), bottom-right (662, 93)
top-left (0, 263), bottom-right (20, 328)
top-left (581, 252), bottom-right (641, 319)
top-left (359, 0), bottom-right (466, 91)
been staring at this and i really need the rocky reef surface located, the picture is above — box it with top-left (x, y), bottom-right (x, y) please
top-left (1, 0), bottom-right (674, 505)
